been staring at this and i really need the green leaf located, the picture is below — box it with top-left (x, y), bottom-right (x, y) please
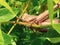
top-left (2, 32), bottom-right (12, 45)
top-left (0, 8), bottom-right (19, 22)
top-left (47, 37), bottom-right (60, 43)
top-left (47, 0), bottom-right (60, 34)
top-left (0, 24), bottom-right (11, 45)
top-left (53, 0), bottom-right (60, 4)
top-left (53, 24), bottom-right (60, 34)
top-left (0, 24), bottom-right (4, 45)
top-left (45, 27), bottom-right (60, 43)
top-left (47, 0), bottom-right (60, 38)
top-left (0, 0), bottom-right (15, 15)
top-left (47, 0), bottom-right (54, 23)
top-left (39, 0), bottom-right (47, 5)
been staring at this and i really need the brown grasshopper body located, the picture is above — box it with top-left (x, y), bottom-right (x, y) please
top-left (21, 3), bottom-right (60, 25)
top-left (21, 13), bottom-right (37, 22)
top-left (20, 2), bottom-right (60, 32)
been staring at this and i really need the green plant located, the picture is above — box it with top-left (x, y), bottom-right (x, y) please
top-left (0, 0), bottom-right (60, 45)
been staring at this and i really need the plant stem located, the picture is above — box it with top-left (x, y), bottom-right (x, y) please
top-left (17, 0), bottom-right (31, 22)
top-left (7, 0), bottom-right (31, 35)
top-left (7, 23), bottom-right (16, 35)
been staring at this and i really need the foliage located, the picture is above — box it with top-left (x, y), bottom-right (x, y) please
top-left (0, 0), bottom-right (60, 45)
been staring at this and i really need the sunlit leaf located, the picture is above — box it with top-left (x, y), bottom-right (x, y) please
top-left (47, 0), bottom-right (60, 34)
top-left (47, 0), bottom-right (54, 23)
top-left (0, 24), bottom-right (4, 45)
top-left (0, 0), bottom-right (15, 15)
top-left (2, 32), bottom-right (12, 45)
top-left (0, 24), bottom-right (11, 45)
top-left (47, 0), bottom-right (60, 38)
top-left (53, 0), bottom-right (60, 4)
top-left (0, 8), bottom-right (19, 22)
top-left (53, 24), bottom-right (60, 34)
top-left (47, 37), bottom-right (60, 43)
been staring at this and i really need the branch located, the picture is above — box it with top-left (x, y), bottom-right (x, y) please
top-left (17, 0), bottom-right (31, 22)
